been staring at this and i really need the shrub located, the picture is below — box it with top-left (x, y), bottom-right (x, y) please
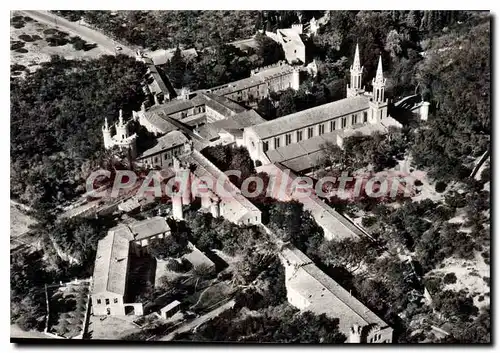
top-left (480, 167), bottom-right (490, 183)
top-left (46, 37), bottom-right (69, 47)
top-left (69, 36), bottom-right (80, 44)
top-left (435, 181), bottom-right (447, 193)
top-left (443, 272), bottom-right (457, 284)
top-left (165, 259), bottom-right (182, 272)
top-left (10, 41), bottom-right (25, 50)
top-left (255, 160), bottom-right (262, 167)
top-left (72, 39), bottom-right (86, 51)
top-left (83, 43), bottom-right (98, 51)
top-left (445, 191), bottom-right (467, 208)
top-left (18, 34), bottom-right (35, 42)
top-left (11, 64), bottom-right (26, 72)
top-left (361, 215), bottom-right (377, 228)
top-left (434, 290), bottom-right (478, 321)
top-left (43, 28), bottom-right (58, 35)
top-left (434, 205), bottom-right (455, 222)
top-left (15, 48), bottom-right (28, 53)
top-left (424, 277), bottom-right (442, 294)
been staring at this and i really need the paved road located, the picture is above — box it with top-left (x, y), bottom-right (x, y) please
top-left (159, 300), bottom-right (235, 341)
top-left (19, 10), bottom-right (136, 57)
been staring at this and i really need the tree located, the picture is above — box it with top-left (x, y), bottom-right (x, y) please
top-left (385, 29), bottom-right (403, 58)
top-left (182, 264), bottom-right (213, 291)
top-left (267, 201), bottom-right (324, 253)
top-left (179, 305), bottom-right (346, 343)
top-left (166, 47), bottom-right (185, 88)
top-left (149, 234), bottom-right (189, 260)
top-left (256, 97), bottom-right (276, 120)
top-left (433, 290), bottom-right (479, 322)
top-left (315, 238), bottom-right (378, 273)
top-left (201, 144), bottom-right (256, 187)
top-left (255, 32), bottom-right (285, 66)
top-left (11, 55), bottom-right (147, 212)
top-left (411, 17), bottom-right (490, 181)
top-left (276, 89), bottom-right (297, 117)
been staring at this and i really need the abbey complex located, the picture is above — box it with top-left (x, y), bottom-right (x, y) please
top-left (12, 10), bottom-right (489, 344)
top-left (92, 38), bottom-right (424, 343)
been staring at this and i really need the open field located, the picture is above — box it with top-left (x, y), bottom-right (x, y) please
top-left (427, 250), bottom-right (490, 309)
top-left (10, 11), bottom-right (107, 77)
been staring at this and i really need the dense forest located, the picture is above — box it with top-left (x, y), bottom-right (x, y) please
top-left (160, 33), bottom-right (284, 91)
top-left (10, 55), bottom-right (147, 211)
top-left (300, 10), bottom-right (490, 184)
top-left (53, 10), bottom-right (319, 50)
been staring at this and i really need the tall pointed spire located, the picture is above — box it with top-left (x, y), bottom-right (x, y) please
top-left (375, 55), bottom-right (384, 83)
top-left (372, 56), bottom-right (386, 103)
top-left (347, 43), bottom-right (364, 97)
top-left (104, 117), bottom-right (109, 130)
top-left (353, 43), bottom-right (361, 70)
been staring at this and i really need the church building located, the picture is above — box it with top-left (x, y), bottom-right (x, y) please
top-left (242, 44), bottom-right (402, 174)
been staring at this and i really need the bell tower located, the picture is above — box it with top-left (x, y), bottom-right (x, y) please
top-left (368, 56), bottom-right (389, 124)
top-left (372, 56), bottom-right (386, 103)
top-left (347, 43), bottom-right (364, 97)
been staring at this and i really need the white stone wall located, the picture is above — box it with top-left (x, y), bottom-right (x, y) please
top-left (92, 292), bottom-right (125, 316)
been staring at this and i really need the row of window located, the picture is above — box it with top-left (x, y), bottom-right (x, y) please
top-left (97, 298), bottom-right (118, 305)
top-left (179, 105), bottom-right (205, 119)
top-left (151, 147), bottom-right (182, 165)
top-left (369, 333), bottom-right (383, 343)
top-left (263, 111), bottom-right (369, 152)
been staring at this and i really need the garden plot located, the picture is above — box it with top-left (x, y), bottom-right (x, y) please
top-left (46, 280), bottom-right (91, 339)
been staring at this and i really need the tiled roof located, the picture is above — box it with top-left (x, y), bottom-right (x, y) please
top-left (209, 62), bottom-right (295, 96)
top-left (207, 110), bottom-right (266, 134)
top-left (281, 246), bottom-right (389, 336)
top-left (232, 110), bottom-right (267, 128)
top-left (138, 130), bottom-right (188, 158)
top-left (203, 93), bottom-right (247, 115)
top-left (161, 300), bottom-right (181, 312)
top-left (181, 242), bottom-right (215, 269)
top-left (92, 217), bottom-right (171, 296)
top-left (146, 64), bottom-right (176, 98)
top-left (129, 217), bottom-right (171, 240)
top-left (265, 130), bottom-right (341, 172)
top-left (247, 95), bottom-right (371, 139)
top-left (178, 150), bottom-right (260, 224)
top-left (147, 95), bottom-right (206, 117)
top-left (92, 229), bottom-right (131, 296)
top-left (142, 111), bottom-right (179, 134)
top-left (195, 124), bottom-right (221, 141)
top-left (278, 28), bottom-right (305, 47)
